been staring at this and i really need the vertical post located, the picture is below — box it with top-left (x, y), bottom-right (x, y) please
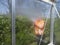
top-left (50, 5), bottom-right (54, 44)
top-left (11, 0), bottom-right (16, 45)
top-left (48, 4), bottom-right (55, 45)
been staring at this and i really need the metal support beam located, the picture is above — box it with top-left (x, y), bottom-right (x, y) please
top-left (48, 4), bottom-right (55, 45)
top-left (11, 0), bottom-right (16, 45)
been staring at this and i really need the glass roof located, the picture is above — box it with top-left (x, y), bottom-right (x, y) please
top-left (16, 0), bottom-right (52, 21)
top-left (0, 0), bottom-right (60, 18)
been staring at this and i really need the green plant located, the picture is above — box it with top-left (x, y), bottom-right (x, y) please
top-left (0, 15), bottom-right (60, 45)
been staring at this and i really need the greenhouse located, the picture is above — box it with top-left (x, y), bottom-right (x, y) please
top-left (0, 0), bottom-right (60, 45)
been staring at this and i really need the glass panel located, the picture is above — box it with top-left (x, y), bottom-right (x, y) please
top-left (54, 0), bottom-right (60, 45)
top-left (54, 18), bottom-right (60, 45)
top-left (0, 0), bottom-right (12, 45)
top-left (1, 0), bottom-right (60, 45)
top-left (16, 0), bottom-right (51, 45)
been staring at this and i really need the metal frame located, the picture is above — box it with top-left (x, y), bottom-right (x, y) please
top-left (36, 0), bottom-right (57, 45)
top-left (48, 4), bottom-right (55, 45)
top-left (11, 0), bottom-right (16, 45)
top-left (10, 0), bottom-right (60, 45)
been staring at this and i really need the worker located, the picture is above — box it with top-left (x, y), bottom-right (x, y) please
top-left (34, 18), bottom-right (45, 45)
top-left (34, 18), bottom-right (45, 35)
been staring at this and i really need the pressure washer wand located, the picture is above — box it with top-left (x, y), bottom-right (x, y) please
top-left (39, 35), bottom-right (43, 45)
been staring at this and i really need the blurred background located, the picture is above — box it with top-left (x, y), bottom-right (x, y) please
top-left (0, 0), bottom-right (60, 45)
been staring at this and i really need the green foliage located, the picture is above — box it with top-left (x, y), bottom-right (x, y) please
top-left (0, 15), bottom-right (11, 45)
top-left (54, 18), bottom-right (60, 45)
top-left (0, 15), bottom-right (34, 45)
top-left (44, 19), bottom-right (50, 43)
top-left (16, 16), bottom-right (34, 45)
top-left (0, 15), bottom-right (60, 45)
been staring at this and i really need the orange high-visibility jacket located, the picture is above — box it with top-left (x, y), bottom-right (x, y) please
top-left (34, 19), bottom-right (45, 35)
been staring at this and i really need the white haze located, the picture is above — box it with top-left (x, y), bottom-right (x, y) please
top-left (16, 0), bottom-right (59, 21)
